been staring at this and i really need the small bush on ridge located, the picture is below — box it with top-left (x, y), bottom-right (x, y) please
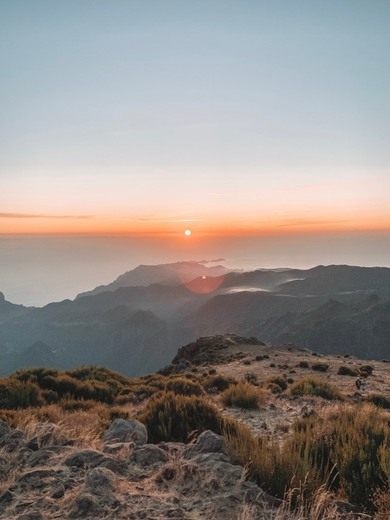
top-left (221, 381), bottom-right (264, 409)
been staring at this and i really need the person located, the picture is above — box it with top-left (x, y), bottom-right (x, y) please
top-left (355, 378), bottom-right (361, 391)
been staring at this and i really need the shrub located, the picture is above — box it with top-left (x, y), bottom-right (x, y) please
top-left (337, 366), bottom-right (358, 376)
top-left (59, 398), bottom-right (97, 412)
top-left (226, 402), bottom-right (389, 511)
top-left (203, 375), bottom-right (237, 392)
top-left (266, 383), bottom-right (282, 394)
top-left (165, 377), bottom-right (204, 396)
top-left (138, 392), bottom-right (223, 443)
top-left (289, 377), bottom-right (342, 401)
top-left (221, 381), bottom-right (263, 409)
top-left (312, 363), bottom-right (329, 372)
top-left (0, 378), bottom-right (43, 409)
top-left (267, 376), bottom-right (287, 391)
top-left (298, 361), bottom-right (309, 368)
top-left (109, 406), bottom-right (131, 421)
top-left (367, 393), bottom-right (390, 409)
top-left (359, 365), bottom-right (374, 376)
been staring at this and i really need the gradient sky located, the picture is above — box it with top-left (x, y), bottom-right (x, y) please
top-left (1, 0), bottom-right (390, 237)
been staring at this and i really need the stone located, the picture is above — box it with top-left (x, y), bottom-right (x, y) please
top-left (18, 512), bottom-right (43, 520)
top-left (131, 445), bottom-right (169, 467)
top-left (103, 418), bottom-right (147, 445)
top-left (184, 430), bottom-right (226, 459)
top-left (72, 493), bottom-right (98, 517)
top-left (64, 449), bottom-right (109, 468)
top-left (103, 441), bottom-right (135, 454)
top-left (85, 467), bottom-right (115, 493)
top-left (0, 420), bottom-right (11, 440)
top-left (51, 483), bottom-right (65, 499)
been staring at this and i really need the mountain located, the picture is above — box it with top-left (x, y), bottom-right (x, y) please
top-left (76, 261), bottom-right (232, 299)
top-left (1, 263), bottom-right (390, 376)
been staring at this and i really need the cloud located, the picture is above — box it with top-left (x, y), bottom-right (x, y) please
top-left (0, 213), bottom-right (92, 220)
top-left (277, 218), bottom-right (351, 227)
top-left (198, 258), bottom-right (226, 264)
top-left (131, 216), bottom-right (203, 223)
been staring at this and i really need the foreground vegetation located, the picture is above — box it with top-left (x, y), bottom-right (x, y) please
top-left (0, 365), bottom-right (388, 517)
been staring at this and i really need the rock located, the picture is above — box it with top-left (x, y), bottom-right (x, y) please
top-left (103, 418), bottom-right (147, 445)
top-left (0, 489), bottom-right (13, 504)
top-left (103, 441), bottom-right (135, 454)
top-left (51, 482), bottom-right (65, 499)
top-left (85, 467), bottom-right (115, 493)
top-left (64, 449), bottom-right (109, 468)
top-left (17, 468), bottom-right (61, 485)
top-left (195, 430), bottom-right (226, 453)
top-left (18, 512), bottom-right (43, 520)
top-left (0, 429), bottom-right (24, 451)
top-left (26, 449), bottom-right (52, 467)
top-left (131, 445), bottom-right (169, 467)
top-left (0, 420), bottom-right (11, 440)
top-left (184, 430), bottom-right (226, 459)
top-left (71, 492), bottom-right (98, 517)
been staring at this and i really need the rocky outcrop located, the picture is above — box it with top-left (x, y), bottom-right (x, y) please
top-left (0, 418), bottom-right (281, 520)
top-left (160, 334), bottom-right (265, 374)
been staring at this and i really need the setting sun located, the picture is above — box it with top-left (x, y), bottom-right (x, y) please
top-left (184, 229), bottom-right (192, 236)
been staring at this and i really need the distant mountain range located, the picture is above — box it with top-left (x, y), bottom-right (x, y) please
top-left (1, 262), bottom-right (390, 376)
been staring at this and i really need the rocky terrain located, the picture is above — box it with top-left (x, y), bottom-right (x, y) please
top-left (0, 335), bottom-right (388, 519)
top-left (0, 418), bottom-right (281, 520)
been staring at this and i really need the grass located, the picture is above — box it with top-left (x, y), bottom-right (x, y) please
top-left (225, 400), bottom-right (389, 512)
top-left (1, 363), bottom-right (389, 516)
top-left (221, 381), bottom-right (265, 409)
top-left (289, 377), bottom-right (342, 401)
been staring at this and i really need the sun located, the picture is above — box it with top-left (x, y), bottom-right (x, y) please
top-left (184, 229), bottom-right (192, 236)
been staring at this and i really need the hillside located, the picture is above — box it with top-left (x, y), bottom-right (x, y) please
top-left (1, 263), bottom-right (390, 376)
top-left (0, 335), bottom-right (388, 519)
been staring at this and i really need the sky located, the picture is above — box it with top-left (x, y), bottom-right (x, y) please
top-left (1, 1), bottom-right (390, 305)
top-left (1, 0), bottom-right (389, 237)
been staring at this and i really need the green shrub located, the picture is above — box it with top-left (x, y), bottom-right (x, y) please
top-left (359, 365), bottom-right (374, 376)
top-left (0, 378), bottom-right (43, 409)
top-left (367, 393), bottom-right (390, 409)
top-left (312, 363), bottom-right (329, 372)
top-left (337, 366), bottom-right (358, 376)
top-left (138, 392), bottom-right (223, 443)
top-left (221, 381), bottom-right (263, 409)
top-left (266, 383), bottom-right (282, 394)
top-left (267, 376), bottom-right (287, 391)
top-left (289, 377), bottom-right (342, 401)
top-left (165, 377), bottom-right (204, 396)
top-left (203, 375), bottom-right (237, 392)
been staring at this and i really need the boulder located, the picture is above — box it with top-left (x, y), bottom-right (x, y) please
top-left (71, 493), bottom-right (98, 517)
top-left (131, 445), bottom-right (169, 467)
top-left (184, 430), bottom-right (226, 459)
top-left (64, 449), bottom-right (109, 468)
top-left (85, 467), bottom-right (115, 493)
top-left (102, 419), bottom-right (147, 445)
